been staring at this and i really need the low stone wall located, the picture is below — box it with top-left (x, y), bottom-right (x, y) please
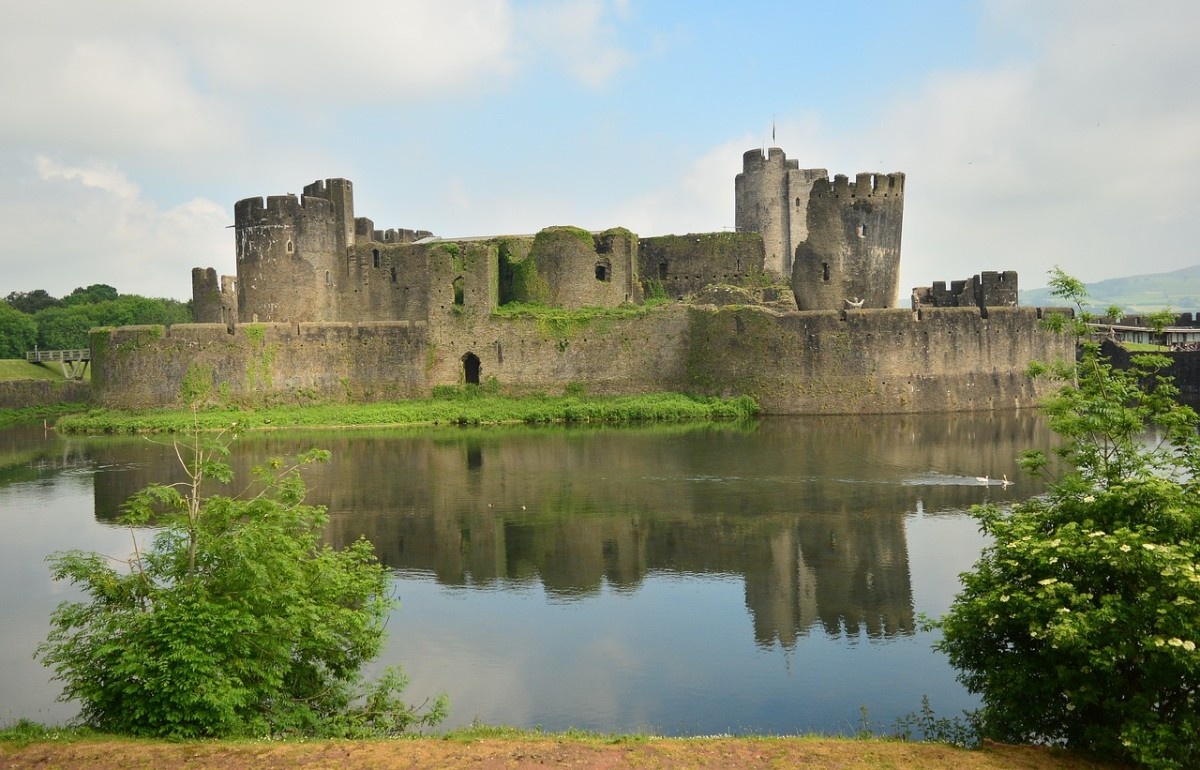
top-left (1102, 340), bottom-right (1200, 398)
top-left (0, 379), bottom-right (90, 409)
top-left (90, 322), bottom-right (430, 409)
top-left (687, 306), bottom-right (1071, 414)
top-left (90, 305), bottom-right (1072, 414)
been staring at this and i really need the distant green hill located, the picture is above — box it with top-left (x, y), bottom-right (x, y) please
top-left (1019, 265), bottom-right (1200, 313)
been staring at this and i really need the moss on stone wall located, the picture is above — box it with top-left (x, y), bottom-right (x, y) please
top-left (538, 225), bottom-right (595, 250)
top-left (504, 256), bottom-right (550, 305)
top-left (244, 324), bottom-right (266, 345)
top-left (181, 362), bottom-right (215, 405)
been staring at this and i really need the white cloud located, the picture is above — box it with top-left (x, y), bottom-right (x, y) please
top-left (189, 0), bottom-right (518, 100)
top-left (0, 36), bottom-right (239, 157)
top-left (825, 1), bottom-right (1200, 290)
top-left (0, 158), bottom-right (228, 300)
top-left (35, 157), bottom-right (139, 200)
top-left (518, 0), bottom-right (635, 88)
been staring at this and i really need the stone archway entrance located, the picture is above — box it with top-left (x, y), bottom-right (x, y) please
top-left (462, 352), bottom-right (481, 385)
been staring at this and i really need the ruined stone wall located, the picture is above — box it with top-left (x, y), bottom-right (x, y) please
top-left (191, 268), bottom-right (223, 324)
top-left (423, 305), bottom-right (692, 395)
top-left (914, 271), bottom-right (1018, 309)
top-left (638, 232), bottom-right (766, 299)
top-left (527, 227), bottom-right (638, 309)
top-left (792, 173), bottom-right (905, 311)
top-left (341, 242), bottom-right (431, 321)
top-left (0, 379), bottom-right (90, 408)
top-left (90, 322), bottom-right (430, 409)
top-left (685, 305), bottom-right (1071, 414)
top-left (91, 305), bottom-right (1070, 414)
top-left (191, 268), bottom-right (238, 325)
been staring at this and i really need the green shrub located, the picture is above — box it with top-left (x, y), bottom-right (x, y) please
top-left (36, 425), bottom-right (446, 738)
top-left (935, 269), bottom-right (1200, 769)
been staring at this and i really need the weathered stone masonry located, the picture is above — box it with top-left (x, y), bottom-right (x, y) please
top-left (89, 145), bottom-right (1072, 413)
top-left (91, 305), bottom-right (1071, 414)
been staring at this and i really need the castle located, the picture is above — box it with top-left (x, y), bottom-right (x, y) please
top-left (91, 147), bottom-right (1071, 413)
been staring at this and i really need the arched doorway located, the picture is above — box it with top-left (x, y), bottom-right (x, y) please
top-left (462, 352), bottom-right (481, 385)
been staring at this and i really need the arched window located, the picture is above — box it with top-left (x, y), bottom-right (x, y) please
top-left (453, 276), bottom-right (465, 306)
top-left (286, 240), bottom-right (294, 254)
top-left (372, 248), bottom-right (381, 268)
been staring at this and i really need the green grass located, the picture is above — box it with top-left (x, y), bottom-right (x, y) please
top-left (0, 359), bottom-right (68, 381)
top-left (54, 391), bottom-right (759, 434)
top-left (0, 403), bottom-right (90, 428)
top-left (491, 299), bottom-right (670, 322)
top-left (1118, 341), bottom-right (1169, 352)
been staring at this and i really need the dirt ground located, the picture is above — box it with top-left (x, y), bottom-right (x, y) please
top-left (0, 737), bottom-right (1127, 770)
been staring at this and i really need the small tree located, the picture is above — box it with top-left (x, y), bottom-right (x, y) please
top-left (936, 268), bottom-right (1200, 769)
top-left (1145, 307), bottom-right (1176, 350)
top-left (37, 424), bottom-right (446, 738)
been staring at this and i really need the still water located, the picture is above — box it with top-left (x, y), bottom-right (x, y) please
top-left (0, 413), bottom-right (1051, 735)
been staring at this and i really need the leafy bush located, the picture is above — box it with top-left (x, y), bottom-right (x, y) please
top-left (36, 425), bottom-right (446, 738)
top-left (935, 269), bottom-right (1200, 769)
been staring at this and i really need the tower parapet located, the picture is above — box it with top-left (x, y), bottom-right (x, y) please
top-left (233, 178), bottom-right (356, 322)
top-left (791, 171), bottom-right (905, 311)
top-left (735, 147), bottom-right (826, 278)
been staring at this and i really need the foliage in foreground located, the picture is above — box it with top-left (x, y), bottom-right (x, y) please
top-left (936, 268), bottom-right (1200, 769)
top-left (36, 425), bottom-right (446, 738)
top-left (53, 391), bottom-right (759, 434)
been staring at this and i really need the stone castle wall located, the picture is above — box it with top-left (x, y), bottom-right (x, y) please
top-left (684, 305), bottom-right (1070, 413)
top-left (90, 306), bottom-right (1072, 414)
top-left (638, 232), bottom-right (767, 299)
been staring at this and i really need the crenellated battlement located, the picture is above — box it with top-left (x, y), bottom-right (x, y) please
top-left (821, 172), bottom-right (905, 198)
top-left (913, 270), bottom-right (1018, 309)
top-left (740, 146), bottom-right (804, 171)
top-left (234, 192), bottom-right (333, 227)
top-left (301, 177), bottom-right (352, 201)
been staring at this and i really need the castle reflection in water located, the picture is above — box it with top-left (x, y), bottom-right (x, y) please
top-left (85, 413), bottom-right (1049, 650)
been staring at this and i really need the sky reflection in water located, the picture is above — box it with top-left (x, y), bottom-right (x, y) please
top-left (0, 414), bottom-right (1037, 733)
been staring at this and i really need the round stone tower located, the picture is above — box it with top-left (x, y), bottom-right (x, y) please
top-left (735, 147), bottom-right (828, 279)
top-left (233, 178), bottom-right (355, 322)
top-left (791, 172), bottom-right (905, 311)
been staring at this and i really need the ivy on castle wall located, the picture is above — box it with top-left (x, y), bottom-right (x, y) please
top-left (502, 255), bottom-right (550, 306)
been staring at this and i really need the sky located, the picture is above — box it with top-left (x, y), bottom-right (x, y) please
top-left (2, 0), bottom-right (1198, 302)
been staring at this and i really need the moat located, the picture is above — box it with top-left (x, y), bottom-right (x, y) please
top-left (0, 413), bottom-right (1050, 734)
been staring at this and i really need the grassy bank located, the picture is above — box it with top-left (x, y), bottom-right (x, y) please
top-left (54, 391), bottom-right (759, 434)
top-left (0, 403), bottom-right (89, 428)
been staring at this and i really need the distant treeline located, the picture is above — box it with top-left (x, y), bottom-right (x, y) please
top-left (0, 284), bottom-right (191, 358)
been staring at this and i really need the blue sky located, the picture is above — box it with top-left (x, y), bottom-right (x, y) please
top-left (2, 0), bottom-right (1197, 301)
